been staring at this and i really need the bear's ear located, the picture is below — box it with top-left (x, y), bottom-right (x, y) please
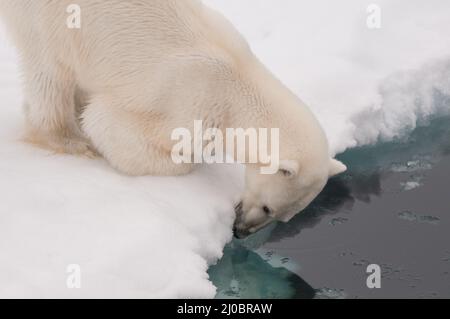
top-left (329, 159), bottom-right (347, 177)
top-left (278, 160), bottom-right (299, 178)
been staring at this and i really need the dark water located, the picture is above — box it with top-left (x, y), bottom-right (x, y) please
top-left (209, 116), bottom-right (450, 299)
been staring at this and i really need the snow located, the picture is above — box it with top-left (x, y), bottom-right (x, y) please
top-left (0, 0), bottom-right (449, 298)
top-left (206, 0), bottom-right (450, 153)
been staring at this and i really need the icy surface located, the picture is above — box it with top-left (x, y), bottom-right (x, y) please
top-left (206, 0), bottom-right (450, 154)
top-left (1, 0), bottom-right (450, 297)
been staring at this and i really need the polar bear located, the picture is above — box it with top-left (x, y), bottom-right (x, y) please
top-left (0, 0), bottom-right (346, 238)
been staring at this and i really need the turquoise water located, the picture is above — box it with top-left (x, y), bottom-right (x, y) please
top-left (209, 116), bottom-right (450, 299)
top-left (208, 244), bottom-right (315, 299)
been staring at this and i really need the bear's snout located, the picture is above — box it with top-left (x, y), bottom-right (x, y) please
top-left (233, 226), bottom-right (252, 239)
top-left (233, 201), bottom-right (251, 239)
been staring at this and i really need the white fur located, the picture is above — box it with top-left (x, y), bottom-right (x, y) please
top-left (0, 0), bottom-right (346, 235)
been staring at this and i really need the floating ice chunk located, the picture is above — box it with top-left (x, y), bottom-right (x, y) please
top-left (398, 211), bottom-right (419, 222)
top-left (391, 157), bottom-right (433, 173)
top-left (330, 217), bottom-right (349, 226)
top-left (398, 211), bottom-right (440, 225)
top-left (401, 181), bottom-right (422, 191)
top-left (418, 215), bottom-right (441, 225)
top-left (314, 288), bottom-right (347, 300)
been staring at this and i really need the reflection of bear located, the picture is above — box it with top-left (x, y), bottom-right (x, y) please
top-left (209, 244), bottom-right (316, 299)
top-left (0, 0), bottom-right (345, 236)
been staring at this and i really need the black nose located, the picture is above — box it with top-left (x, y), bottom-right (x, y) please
top-left (233, 226), bottom-right (250, 239)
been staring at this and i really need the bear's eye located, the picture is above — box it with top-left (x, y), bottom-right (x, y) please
top-left (279, 169), bottom-right (293, 177)
top-left (263, 206), bottom-right (272, 216)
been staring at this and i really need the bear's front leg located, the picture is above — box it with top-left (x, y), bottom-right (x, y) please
top-left (82, 99), bottom-right (195, 176)
top-left (21, 52), bottom-right (94, 157)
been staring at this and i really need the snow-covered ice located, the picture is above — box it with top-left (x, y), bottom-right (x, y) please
top-left (207, 0), bottom-right (450, 153)
top-left (0, 0), bottom-right (449, 298)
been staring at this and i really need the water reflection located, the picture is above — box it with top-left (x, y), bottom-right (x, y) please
top-left (209, 243), bottom-right (315, 299)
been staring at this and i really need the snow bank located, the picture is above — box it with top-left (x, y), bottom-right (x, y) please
top-left (206, 0), bottom-right (450, 153)
top-left (0, 0), bottom-right (449, 298)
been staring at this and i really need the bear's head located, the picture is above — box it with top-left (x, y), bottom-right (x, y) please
top-left (233, 157), bottom-right (347, 239)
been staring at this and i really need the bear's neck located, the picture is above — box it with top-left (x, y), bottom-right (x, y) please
top-left (218, 59), bottom-right (320, 160)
